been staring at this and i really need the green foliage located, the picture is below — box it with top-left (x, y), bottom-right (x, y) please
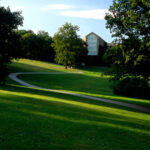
top-left (17, 30), bottom-right (55, 62)
top-left (103, 46), bottom-right (122, 66)
top-left (104, 37), bottom-right (150, 81)
top-left (105, 0), bottom-right (150, 98)
top-left (98, 42), bottom-right (108, 65)
top-left (113, 77), bottom-right (150, 99)
top-left (105, 0), bottom-right (150, 40)
top-left (0, 6), bottom-right (23, 85)
top-left (52, 22), bottom-right (87, 68)
top-left (16, 29), bottom-right (33, 36)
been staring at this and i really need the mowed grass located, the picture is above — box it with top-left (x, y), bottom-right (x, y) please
top-left (8, 59), bottom-right (80, 73)
top-left (12, 59), bottom-right (150, 108)
top-left (0, 58), bottom-right (149, 150)
top-left (1, 84), bottom-right (150, 150)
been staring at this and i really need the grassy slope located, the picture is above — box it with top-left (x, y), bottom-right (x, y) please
top-left (14, 59), bottom-right (150, 108)
top-left (0, 59), bottom-right (149, 150)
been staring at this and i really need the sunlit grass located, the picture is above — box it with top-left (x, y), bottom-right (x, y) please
top-left (7, 59), bottom-right (150, 108)
top-left (0, 59), bottom-right (148, 149)
top-left (0, 84), bottom-right (150, 149)
top-left (19, 73), bottom-right (150, 107)
top-left (9, 59), bottom-right (80, 73)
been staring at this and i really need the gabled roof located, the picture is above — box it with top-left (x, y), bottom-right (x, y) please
top-left (85, 32), bottom-right (106, 43)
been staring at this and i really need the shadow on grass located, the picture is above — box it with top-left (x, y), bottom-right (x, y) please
top-left (0, 84), bottom-right (150, 150)
top-left (1, 84), bottom-right (150, 123)
top-left (19, 73), bottom-right (113, 95)
top-left (79, 66), bottom-right (110, 74)
top-left (0, 84), bottom-right (137, 112)
top-left (18, 73), bottom-right (150, 108)
top-left (8, 60), bottom-right (145, 106)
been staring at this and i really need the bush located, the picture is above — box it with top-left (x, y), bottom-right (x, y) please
top-left (102, 46), bottom-right (122, 66)
top-left (113, 77), bottom-right (150, 99)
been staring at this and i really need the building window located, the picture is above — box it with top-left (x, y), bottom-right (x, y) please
top-left (87, 34), bottom-right (98, 56)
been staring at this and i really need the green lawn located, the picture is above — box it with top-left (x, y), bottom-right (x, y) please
top-left (0, 59), bottom-right (149, 150)
top-left (12, 59), bottom-right (150, 108)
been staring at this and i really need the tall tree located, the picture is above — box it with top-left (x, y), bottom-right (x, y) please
top-left (37, 31), bottom-right (55, 62)
top-left (52, 22), bottom-right (87, 68)
top-left (0, 6), bottom-right (23, 85)
top-left (104, 0), bottom-right (150, 98)
top-left (98, 42), bottom-right (108, 65)
top-left (105, 0), bottom-right (150, 41)
top-left (17, 30), bottom-right (54, 62)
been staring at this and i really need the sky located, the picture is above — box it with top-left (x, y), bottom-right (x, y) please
top-left (1, 0), bottom-right (114, 43)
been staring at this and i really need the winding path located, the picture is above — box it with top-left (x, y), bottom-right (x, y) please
top-left (9, 72), bottom-right (150, 114)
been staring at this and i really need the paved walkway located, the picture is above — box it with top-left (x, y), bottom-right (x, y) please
top-left (8, 72), bottom-right (150, 114)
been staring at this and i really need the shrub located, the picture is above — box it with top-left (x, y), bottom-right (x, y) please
top-left (113, 77), bottom-right (150, 99)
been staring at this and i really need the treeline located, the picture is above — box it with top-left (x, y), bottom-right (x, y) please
top-left (16, 30), bottom-right (55, 62)
top-left (16, 26), bottom-right (88, 67)
top-left (0, 6), bottom-right (88, 85)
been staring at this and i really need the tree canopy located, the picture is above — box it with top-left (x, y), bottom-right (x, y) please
top-left (0, 6), bottom-right (23, 85)
top-left (104, 0), bottom-right (150, 98)
top-left (105, 0), bottom-right (150, 41)
top-left (52, 22), bottom-right (87, 68)
top-left (16, 30), bottom-right (55, 62)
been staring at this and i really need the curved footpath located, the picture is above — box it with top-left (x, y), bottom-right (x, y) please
top-left (9, 72), bottom-right (150, 114)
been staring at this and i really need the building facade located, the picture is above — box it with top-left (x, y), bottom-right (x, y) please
top-left (84, 32), bottom-right (106, 56)
top-left (83, 32), bottom-right (114, 65)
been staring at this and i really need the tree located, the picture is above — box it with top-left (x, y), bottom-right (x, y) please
top-left (105, 0), bottom-right (150, 41)
top-left (37, 31), bottom-right (55, 62)
top-left (98, 42), bottom-right (108, 65)
top-left (20, 32), bottom-right (38, 59)
top-left (0, 6), bottom-right (23, 85)
top-left (17, 30), bottom-right (55, 62)
top-left (104, 0), bottom-right (150, 98)
top-left (16, 29), bottom-right (34, 36)
top-left (52, 22), bottom-right (87, 68)
top-left (103, 45), bottom-right (121, 66)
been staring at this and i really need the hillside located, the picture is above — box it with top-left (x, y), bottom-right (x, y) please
top-left (0, 59), bottom-right (149, 150)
